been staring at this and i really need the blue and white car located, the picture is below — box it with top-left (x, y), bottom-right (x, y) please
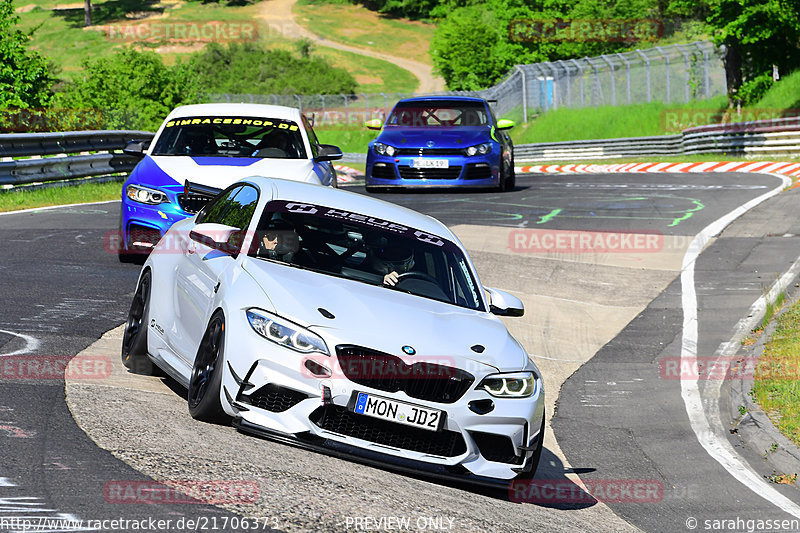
top-left (118, 103), bottom-right (341, 261)
top-left (365, 96), bottom-right (515, 192)
top-left (121, 177), bottom-right (545, 484)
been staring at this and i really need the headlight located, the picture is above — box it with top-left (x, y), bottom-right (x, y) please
top-left (126, 184), bottom-right (168, 205)
top-left (373, 142), bottom-right (396, 157)
top-left (246, 308), bottom-right (329, 355)
top-left (479, 371), bottom-right (536, 398)
top-left (465, 142), bottom-right (492, 156)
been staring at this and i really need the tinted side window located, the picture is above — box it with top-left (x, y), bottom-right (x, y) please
top-left (218, 185), bottom-right (259, 229)
top-left (198, 186), bottom-right (243, 225)
top-left (303, 115), bottom-right (319, 158)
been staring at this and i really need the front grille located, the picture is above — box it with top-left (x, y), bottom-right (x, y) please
top-left (309, 405), bottom-right (467, 457)
top-left (395, 148), bottom-right (464, 156)
top-left (336, 346), bottom-right (474, 404)
top-left (370, 163), bottom-right (396, 180)
top-left (398, 166), bottom-right (462, 180)
top-left (244, 384), bottom-right (308, 413)
top-left (470, 431), bottom-right (524, 464)
top-left (464, 163), bottom-right (492, 180)
top-left (177, 194), bottom-right (212, 214)
top-left (127, 224), bottom-right (161, 249)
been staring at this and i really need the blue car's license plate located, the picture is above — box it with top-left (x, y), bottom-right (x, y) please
top-left (411, 158), bottom-right (449, 169)
top-left (353, 392), bottom-right (442, 431)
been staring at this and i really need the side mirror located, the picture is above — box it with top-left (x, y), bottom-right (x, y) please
top-left (485, 287), bottom-right (524, 317)
top-left (364, 119), bottom-right (383, 130)
top-left (497, 119), bottom-right (515, 131)
top-left (314, 144), bottom-right (343, 162)
top-left (189, 223), bottom-right (242, 255)
top-left (123, 139), bottom-right (150, 158)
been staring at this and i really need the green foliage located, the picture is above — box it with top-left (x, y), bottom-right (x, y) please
top-left (431, 5), bottom-right (526, 90)
top-left (737, 73), bottom-right (774, 106)
top-left (707, 0), bottom-right (800, 100)
top-left (189, 42), bottom-right (358, 96)
top-left (0, 0), bottom-right (54, 109)
top-left (54, 49), bottom-right (199, 131)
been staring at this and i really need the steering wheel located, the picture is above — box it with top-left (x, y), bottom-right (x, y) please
top-left (395, 271), bottom-right (438, 285)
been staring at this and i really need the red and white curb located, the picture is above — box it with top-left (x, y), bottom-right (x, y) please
top-left (517, 161), bottom-right (800, 184)
top-left (334, 164), bottom-right (363, 183)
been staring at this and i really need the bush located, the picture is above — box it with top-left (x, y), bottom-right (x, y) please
top-left (737, 73), bottom-right (775, 106)
top-left (0, 0), bottom-right (54, 109)
top-left (190, 42), bottom-right (358, 96)
top-left (54, 49), bottom-right (199, 131)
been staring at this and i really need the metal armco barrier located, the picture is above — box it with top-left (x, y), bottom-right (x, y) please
top-left (515, 116), bottom-right (800, 162)
top-left (0, 130), bottom-right (154, 186)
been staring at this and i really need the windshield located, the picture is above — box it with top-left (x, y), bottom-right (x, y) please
top-left (386, 101), bottom-right (489, 128)
top-left (151, 116), bottom-right (307, 158)
top-left (249, 201), bottom-right (485, 311)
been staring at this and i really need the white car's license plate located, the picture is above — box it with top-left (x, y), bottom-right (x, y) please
top-left (353, 392), bottom-right (443, 432)
top-left (411, 158), bottom-right (449, 169)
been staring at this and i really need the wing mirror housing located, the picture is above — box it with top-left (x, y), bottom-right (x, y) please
top-left (485, 287), bottom-right (524, 317)
top-left (364, 119), bottom-right (382, 130)
top-left (123, 139), bottom-right (150, 158)
top-left (314, 144), bottom-right (343, 162)
top-left (496, 119), bottom-right (515, 131)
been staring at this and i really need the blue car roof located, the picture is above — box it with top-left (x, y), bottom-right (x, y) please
top-left (395, 96), bottom-right (487, 104)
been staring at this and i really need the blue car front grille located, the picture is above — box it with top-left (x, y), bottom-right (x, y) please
top-left (398, 166), bottom-right (462, 180)
top-left (395, 147), bottom-right (464, 156)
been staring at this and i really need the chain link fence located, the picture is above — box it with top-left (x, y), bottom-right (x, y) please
top-left (207, 41), bottom-right (727, 125)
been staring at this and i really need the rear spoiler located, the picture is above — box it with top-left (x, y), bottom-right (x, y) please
top-left (184, 180), bottom-right (223, 198)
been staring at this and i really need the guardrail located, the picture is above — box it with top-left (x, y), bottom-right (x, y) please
top-left (0, 130), bottom-right (153, 186)
top-left (515, 116), bottom-right (800, 162)
top-left (1, 117), bottom-right (798, 184)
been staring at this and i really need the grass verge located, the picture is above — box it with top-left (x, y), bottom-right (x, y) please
top-left (752, 296), bottom-right (800, 446)
top-left (293, 0), bottom-right (434, 65)
top-left (0, 181), bottom-right (122, 213)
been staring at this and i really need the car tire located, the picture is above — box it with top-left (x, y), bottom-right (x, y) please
top-left (517, 417), bottom-right (545, 480)
top-left (188, 311), bottom-right (229, 423)
top-left (499, 162), bottom-right (516, 192)
top-left (121, 270), bottom-right (155, 374)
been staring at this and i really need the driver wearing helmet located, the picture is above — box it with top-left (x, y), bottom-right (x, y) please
top-left (371, 243), bottom-right (415, 286)
top-left (257, 219), bottom-right (300, 262)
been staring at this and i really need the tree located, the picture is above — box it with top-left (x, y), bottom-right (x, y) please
top-left (0, 0), bottom-right (53, 108)
top-left (54, 49), bottom-right (199, 130)
top-left (707, 0), bottom-right (800, 105)
top-left (84, 0), bottom-right (92, 26)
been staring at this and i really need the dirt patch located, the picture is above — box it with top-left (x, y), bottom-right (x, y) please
top-left (14, 4), bottom-right (37, 13)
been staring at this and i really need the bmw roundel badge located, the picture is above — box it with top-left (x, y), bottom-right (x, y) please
top-left (402, 345), bottom-right (416, 356)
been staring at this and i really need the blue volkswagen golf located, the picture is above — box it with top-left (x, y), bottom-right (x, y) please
top-left (365, 96), bottom-right (515, 192)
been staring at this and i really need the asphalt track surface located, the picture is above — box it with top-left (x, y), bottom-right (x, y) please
top-left (0, 172), bottom-right (798, 532)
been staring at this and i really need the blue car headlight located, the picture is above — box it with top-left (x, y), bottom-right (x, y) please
top-left (246, 308), bottom-right (329, 355)
top-left (465, 142), bottom-right (492, 156)
top-left (126, 184), bottom-right (169, 205)
top-left (478, 371), bottom-right (537, 398)
top-left (373, 142), bottom-right (396, 157)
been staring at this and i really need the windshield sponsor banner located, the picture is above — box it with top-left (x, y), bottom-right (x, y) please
top-left (1, 355), bottom-right (111, 380)
top-left (103, 480), bottom-right (259, 505)
top-left (164, 117), bottom-right (299, 131)
top-left (268, 200), bottom-right (457, 251)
